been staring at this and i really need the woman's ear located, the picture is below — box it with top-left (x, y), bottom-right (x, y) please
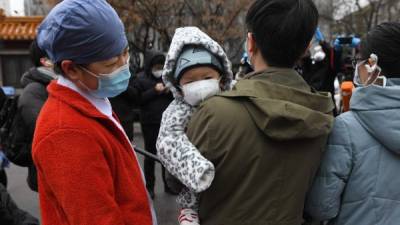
top-left (61, 60), bottom-right (84, 81)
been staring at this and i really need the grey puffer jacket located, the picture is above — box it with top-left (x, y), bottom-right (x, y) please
top-left (306, 80), bottom-right (400, 225)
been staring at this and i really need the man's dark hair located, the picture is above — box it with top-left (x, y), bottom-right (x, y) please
top-left (29, 39), bottom-right (48, 67)
top-left (361, 22), bottom-right (400, 78)
top-left (246, 0), bottom-right (319, 68)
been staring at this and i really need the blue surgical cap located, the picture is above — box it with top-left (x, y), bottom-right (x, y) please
top-left (37, 0), bottom-right (128, 64)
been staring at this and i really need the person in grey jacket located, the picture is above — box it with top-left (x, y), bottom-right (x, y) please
top-left (305, 22), bottom-right (400, 225)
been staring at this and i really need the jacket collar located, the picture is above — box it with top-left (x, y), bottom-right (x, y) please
top-left (47, 78), bottom-right (112, 121)
top-left (220, 67), bottom-right (334, 114)
top-left (57, 76), bottom-right (113, 117)
top-left (244, 67), bottom-right (311, 92)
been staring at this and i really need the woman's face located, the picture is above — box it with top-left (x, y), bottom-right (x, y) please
top-left (78, 47), bottom-right (130, 90)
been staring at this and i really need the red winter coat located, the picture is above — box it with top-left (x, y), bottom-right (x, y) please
top-left (32, 81), bottom-right (154, 225)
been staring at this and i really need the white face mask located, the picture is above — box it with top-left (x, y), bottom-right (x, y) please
top-left (152, 70), bottom-right (163, 78)
top-left (182, 79), bottom-right (221, 106)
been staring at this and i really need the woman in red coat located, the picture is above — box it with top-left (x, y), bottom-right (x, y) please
top-left (32, 0), bottom-right (156, 224)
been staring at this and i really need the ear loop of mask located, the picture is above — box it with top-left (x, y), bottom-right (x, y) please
top-left (76, 55), bottom-right (130, 90)
top-left (76, 65), bottom-right (100, 92)
top-left (79, 66), bottom-right (100, 78)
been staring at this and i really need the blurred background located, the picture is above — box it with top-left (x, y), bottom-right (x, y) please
top-left (0, 0), bottom-right (398, 224)
top-left (0, 0), bottom-right (398, 87)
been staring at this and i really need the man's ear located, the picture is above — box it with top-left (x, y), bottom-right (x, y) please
top-left (61, 60), bottom-right (83, 81)
top-left (306, 40), bottom-right (312, 52)
top-left (247, 32), bottom-right (257, 57)
top-left (303, 41), bottom-right (313, 57)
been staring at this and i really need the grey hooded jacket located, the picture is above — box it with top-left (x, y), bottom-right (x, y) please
top-left (306, 82), bottom-right (400, 225)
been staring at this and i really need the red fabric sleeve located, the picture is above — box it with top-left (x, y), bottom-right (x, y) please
top-left (34, 129), bottom-right (125, 225)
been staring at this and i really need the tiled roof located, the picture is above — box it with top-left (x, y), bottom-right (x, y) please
top-left (0, 14), bottom-right (44, 41)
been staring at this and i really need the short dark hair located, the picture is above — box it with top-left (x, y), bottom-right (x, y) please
top-left (29, 39), bottom-right (48, 67)
top-left (361, 22), bottom-right (400, 78)
top-left (246, 0), bottom-right (319, 68)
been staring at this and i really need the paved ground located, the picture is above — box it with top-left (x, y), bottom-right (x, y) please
top-left (5, 123), bottom-right (179, 225)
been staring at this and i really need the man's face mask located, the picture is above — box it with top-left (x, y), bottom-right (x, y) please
top-left (182, 79), bottom-right (221, 106)
top-left (80, 57), bottom-right (132, 98)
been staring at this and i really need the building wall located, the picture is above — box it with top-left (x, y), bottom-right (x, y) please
top-left (0, 41), bottom-right (32, 88)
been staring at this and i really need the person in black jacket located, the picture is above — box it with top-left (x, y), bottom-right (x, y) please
top-left (134, 51), bottom-right (174, 198)
top-left (109, 75), bottom-right (139, 141)
top-left (0, 183), bottom-right (39, 225)
top-left (0, 87), bottom-right (8, 187)
top-left (14, 39), bottom-right (57, 192)
top-left (298, 41), bottom-right (336, 94)
top-left (297, 41), bottom-right (337, 116)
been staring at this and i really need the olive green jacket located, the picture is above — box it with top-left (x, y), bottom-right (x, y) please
top-left (187, 67), bottom-right (335, 225)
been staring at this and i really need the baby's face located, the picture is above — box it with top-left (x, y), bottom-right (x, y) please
top-left (179, 66), bottom-right (221, 86)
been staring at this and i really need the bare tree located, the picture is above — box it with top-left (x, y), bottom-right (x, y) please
top-left (313, 0), bottom-right (335, 40)
top-left (333, 0), bottom-right (399, 35)
top-left (109, 0), bottom-right (251, 68)
top-left (42, 0), bottom-right (61, 8)
top-left (41, 0), bottom-right (251, 68)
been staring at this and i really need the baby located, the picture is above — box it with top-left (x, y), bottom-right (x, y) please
top-left (156, 27), bottom-right (233, 225)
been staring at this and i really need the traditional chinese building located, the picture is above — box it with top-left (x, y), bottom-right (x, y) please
top-left (0, 9), bottom-right (43, 88)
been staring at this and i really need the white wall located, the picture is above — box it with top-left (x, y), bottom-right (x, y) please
top-left (0, 0), bottom-right (11, 15)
